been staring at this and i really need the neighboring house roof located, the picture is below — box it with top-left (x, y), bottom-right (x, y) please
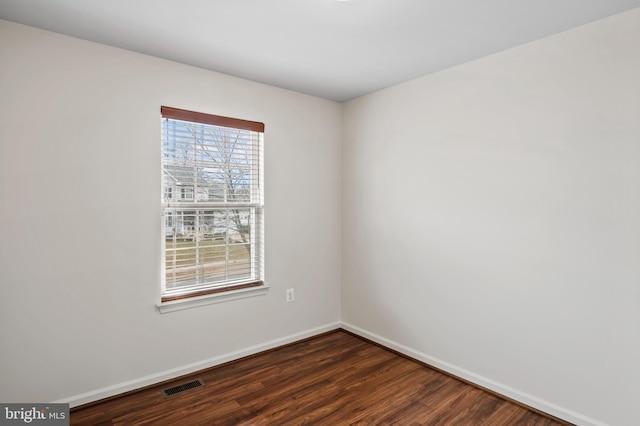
top-left (163, 164), bottom-right (209, 187)
top-left (164, 164), bottom-right (225, 200)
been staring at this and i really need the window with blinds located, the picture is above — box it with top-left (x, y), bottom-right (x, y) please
top-left (161, 106), bottom-right (264, 301)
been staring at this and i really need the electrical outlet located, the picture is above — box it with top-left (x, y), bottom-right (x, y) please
top-left (286, 288), bottom-right (295, 303)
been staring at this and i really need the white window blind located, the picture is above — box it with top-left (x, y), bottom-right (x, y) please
top-left (161, 106), bottom-right (264, 301)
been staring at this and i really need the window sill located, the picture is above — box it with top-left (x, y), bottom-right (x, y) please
top-left (157, 284), bottom-right (270, 314)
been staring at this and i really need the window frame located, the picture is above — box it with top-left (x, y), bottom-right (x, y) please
top-left (158, 106), bottom-right (266, 309)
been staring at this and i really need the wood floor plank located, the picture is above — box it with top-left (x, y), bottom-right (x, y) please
top-left (71, 330), bottom-right (572, 425)
top-left (288, 358), bottom-right (421, 424)
top-left (342, 369), bottom-right (446, 424)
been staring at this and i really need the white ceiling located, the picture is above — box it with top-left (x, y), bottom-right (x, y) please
top-left (1, 0), bottom-right (639, 102)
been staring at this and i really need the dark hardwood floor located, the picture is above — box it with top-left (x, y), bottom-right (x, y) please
top-left (71, 330), bottom-right (571, 425)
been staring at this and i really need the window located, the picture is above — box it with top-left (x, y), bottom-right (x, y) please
top-left (161, 106), bottom-right (264, 302)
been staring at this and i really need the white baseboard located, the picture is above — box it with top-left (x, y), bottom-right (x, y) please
top-left (340, 322), bottom-right (607, 426)
top-left (59, 320), bottom-right (606, 426)
top-left (58, 322), bottom-right (341, 408)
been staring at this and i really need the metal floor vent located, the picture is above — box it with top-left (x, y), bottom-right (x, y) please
top-left (162, 379), bottom-right (204, 397)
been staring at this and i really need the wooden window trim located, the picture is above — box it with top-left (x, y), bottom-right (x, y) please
top-left (161, 106), bottom-right (264, 133)
top-left (161, 281), bottom-right (264, 303)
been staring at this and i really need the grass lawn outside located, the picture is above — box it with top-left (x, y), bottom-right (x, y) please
top-left (165, 237), bottom-right (252, 286)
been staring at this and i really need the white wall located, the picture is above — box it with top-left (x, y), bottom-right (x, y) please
top-left (0, 20), bottom-right (342, 405)
top-left (342, 9), bottom-right (640, 426)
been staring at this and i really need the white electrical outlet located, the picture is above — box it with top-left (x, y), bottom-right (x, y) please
top-left (286, 288), bottom-right (295, 303)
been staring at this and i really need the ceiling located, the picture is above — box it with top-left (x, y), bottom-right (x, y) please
top-left (1, 0), bottom-right (639, 102)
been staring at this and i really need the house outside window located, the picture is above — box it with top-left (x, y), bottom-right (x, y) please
top-left (161, 106), bottom-right (264, 302)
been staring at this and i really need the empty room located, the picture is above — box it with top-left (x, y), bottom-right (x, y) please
top-left (1, 1), bottom-right (639, 425)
